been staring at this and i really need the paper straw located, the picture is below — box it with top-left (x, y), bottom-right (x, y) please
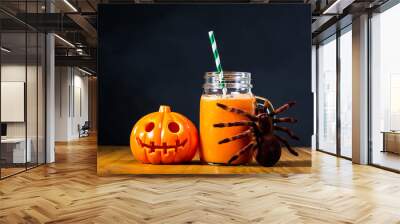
top-left (208, 31), bottom-right (225, 91)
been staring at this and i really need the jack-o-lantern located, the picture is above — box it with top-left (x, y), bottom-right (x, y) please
top-left (130, 105), bottom-right (199, 164)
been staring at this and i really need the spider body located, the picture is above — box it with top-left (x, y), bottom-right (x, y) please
top-left (213, 97), bottom-right (299, 167)
top-left (255, 135), bottom-right (281, 167)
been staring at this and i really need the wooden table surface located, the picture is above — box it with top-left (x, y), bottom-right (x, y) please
top-left (97, 146), bottom-right (312, 175)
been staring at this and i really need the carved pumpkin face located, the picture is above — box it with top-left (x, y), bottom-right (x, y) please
top-left (130, 105), bottom-right (198, 164)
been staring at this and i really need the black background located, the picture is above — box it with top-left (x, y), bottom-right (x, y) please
top-left (98, 4), bottom-right (312, 146)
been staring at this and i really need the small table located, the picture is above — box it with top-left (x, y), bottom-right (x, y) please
top-left (381, 131), bottom-right (400, 154)
top-left (1, 138), bottom-right (32, 164)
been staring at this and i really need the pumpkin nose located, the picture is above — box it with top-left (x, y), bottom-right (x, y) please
top-left (159, 105), bottom-right (171, 113)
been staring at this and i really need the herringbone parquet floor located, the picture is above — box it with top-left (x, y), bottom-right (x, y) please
top-left (1, 135), bottom-right (400, 224)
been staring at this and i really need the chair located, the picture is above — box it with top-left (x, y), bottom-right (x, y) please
top-left (78, 121), bottom-right (90, 138)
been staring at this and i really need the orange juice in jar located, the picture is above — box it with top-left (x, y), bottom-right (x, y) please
top-left (199, 72), bottom-right (255, 165)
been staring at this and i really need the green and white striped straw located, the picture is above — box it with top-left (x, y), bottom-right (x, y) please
top-left (208, 31), bottom-right (225, 90)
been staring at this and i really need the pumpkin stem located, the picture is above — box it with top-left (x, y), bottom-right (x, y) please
top-left (159, 105), bottom-right (171, 113)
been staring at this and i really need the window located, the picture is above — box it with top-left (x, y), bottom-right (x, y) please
top-left (316, 25), bottom-right (353, 159)
top-left (0, 2), bottom-right (47, 179)
top-left (339, 28), bottom-right (352, 158)
top-left (317, 35), bottom-right (337, 154)
top-left (370, 3), bottom-right (400, 171)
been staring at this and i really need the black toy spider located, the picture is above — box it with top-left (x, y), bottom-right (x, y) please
top-left (213, 96), bottom-right (300, 167)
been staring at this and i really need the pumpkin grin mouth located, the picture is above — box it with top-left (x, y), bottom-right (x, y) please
top-left (136, 138), bottom-right (188, 153)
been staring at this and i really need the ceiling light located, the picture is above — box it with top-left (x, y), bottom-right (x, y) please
top-left (78, 67), bottom-right (93, 76)
top-left (1, 47), bottom-right (11, 53)
top-left (54, 34), bottom-right (75, 48)
top-left (63, 0), bottom-right (78, 12)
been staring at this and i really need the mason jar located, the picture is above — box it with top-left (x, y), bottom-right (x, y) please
top-left (199, 71), bottom-right (255, 165)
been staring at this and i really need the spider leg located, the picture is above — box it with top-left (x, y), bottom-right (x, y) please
top-left (256, 104), bottom-right (266, 114)
top-left (273, 101), bottom-right (296, 115)
top-left (216, 103), bottom-right (258, 121)
top-left (218, 129), bottom-right (253, 144)
top-left (213, 121), bottom-right (254, 128)
top-left (275, 134), bottom-right (299, 156)
top-left (275, 126), bottom-right (300, 140)
top-left (255, 96), bottom-right (274, 114)
top-left (273, 117), bottom-right (298, 123)
top-left (228, 141), bottom-right (257, 164)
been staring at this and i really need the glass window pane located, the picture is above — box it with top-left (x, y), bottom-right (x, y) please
top-left (318, 36), bottom-right (337, 154)
top-left (1, 31), bottom-right (27, 177)
top-left (340, 29), bottom-right (352, 158)
top-left (0, 1), bottom-right (46, 179)
top-left (371, 3), bottom-right (400, 171)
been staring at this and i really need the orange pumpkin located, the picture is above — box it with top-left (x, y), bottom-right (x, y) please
top-left (130, 105), bottom-right (199, 164)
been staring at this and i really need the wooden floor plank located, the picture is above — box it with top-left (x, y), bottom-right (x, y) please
top-left (0, 135), bottom-right (399, 223)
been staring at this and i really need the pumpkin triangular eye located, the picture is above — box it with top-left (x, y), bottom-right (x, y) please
top-left (168, 122), bottom-right (180, 133)
top-left (145, 122), bottom-right (155, 132)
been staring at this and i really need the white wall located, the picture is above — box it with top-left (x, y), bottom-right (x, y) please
top-left (1, 64), bottom-right (42, 138)
top-left (55, 67), bottom-right (89, 141)
top-left (1, 65), bottom-right (27, 139)
top-left (72, 73), bottom-right (89, 138)
top-left (55, 66), bottom-right (70, 141)
top-left (1, 63), bottom-right (46, 163)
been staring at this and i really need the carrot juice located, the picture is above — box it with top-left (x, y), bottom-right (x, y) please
top-left (199, 94), bottom-right (256, 164)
